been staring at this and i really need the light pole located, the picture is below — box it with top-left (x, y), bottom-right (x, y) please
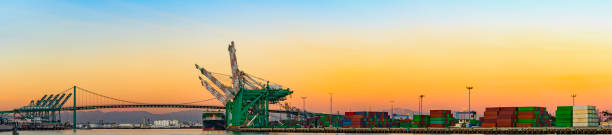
top-left (419, 94), bottom-right (425, 115)
top-left (329, 93), bottom-right (334, 114)
top-left (466, 86), bottom-right (473, 112)
top-left (571, 94), bottom-right (576, 106)
top-left (329, 93), bottom-right (334, 127)
top-left (390, 100), bottom-right (395, 120)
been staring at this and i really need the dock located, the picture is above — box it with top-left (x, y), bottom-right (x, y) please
top-left (230, 127), bottom-right (612, 134)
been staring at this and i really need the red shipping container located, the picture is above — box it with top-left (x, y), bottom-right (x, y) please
top-left (496, 119), bottom-right (514, 123)
top-left (500, 107), bottom-right (517, 111)
top-left (518, 113), bottom-right (536, 119)
top-left (430, 113), bottom-right (448, 117)
top-left (484, 111), bottom-right (498, 117)
top-left (430, 124), bottom-right (446, 128)
top-left (351, 115), bottom-right (365, 119)
top-left (497, 114), bottom-right (515, 119)
top-left (497, 123), bottom-right (513, 127)
top-left (430, 110), bottom-right (450, 114)
top-left (486, 107), bottom-right (500, 112)
top-left (518, 111), bottom-right (535, 115)
top-left (399, 120), bottom-right (411, 123)
top-left (498, 111), bottom-right (515, 115)
top-left (482, 119), bottom-right (496, 123)
top-left (516, 123), bottom-right (533, 127)
top-left (345, 112), bottom-right (355, 116)
top-left (482, 123), bottom-right (496, 127)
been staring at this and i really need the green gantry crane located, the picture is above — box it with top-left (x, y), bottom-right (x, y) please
top-left (195, 41), bottom-right (292, 128)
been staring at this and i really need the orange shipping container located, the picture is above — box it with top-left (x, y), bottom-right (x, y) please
top-left (517, 113), bottom-right (536, 119)
top-left (516, 123), bottom-right (533, 127)
top-left (482, 123), bottom-right (496, 127)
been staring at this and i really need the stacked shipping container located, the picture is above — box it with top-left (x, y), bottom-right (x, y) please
top-left (397, 119), bottom-right (411, 128)
top-left (411, 115), bottom-right (430, 127)
top-left (555, 106), bottom-right (573, 127)
top-left (572, 106), bottom-right (599, 127)
top-left (342, 112), bottom-right (391, 128)
top-left (482, 107), bottom-right (499, 127)
top-left (429, 110), bottom-right (454, 127)
top-left (496, 107), bottom-right (518, 127)
top-left (482, 107), bottom-right (551, 127)
top-left (516, 107), bottom-right (551, 127)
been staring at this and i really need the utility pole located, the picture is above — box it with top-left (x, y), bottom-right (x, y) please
top-left (329, 93), bottom-right (334, 114)
top-left (419, 94), bottom-right (425, 115)
top-left (328, 93), bottom-right (333, 127)
top-left (466, 86), bottom-right (473, 112)
top-left (571, 94), bottom-right (576, 106)
top-left (390, 100), bottom-right (394, 120)
top-left (301, 97), bottom-right (307, 120)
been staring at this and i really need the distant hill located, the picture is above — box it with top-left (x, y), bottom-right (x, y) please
top-left (59, 110), bottom-right (206, 124)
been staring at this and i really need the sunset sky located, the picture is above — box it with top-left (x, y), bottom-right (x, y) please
top-left (1, 0), bottom-right (612, 114)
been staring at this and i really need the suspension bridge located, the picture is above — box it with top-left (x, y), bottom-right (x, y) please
top-left (0, 85), bottom-right (320, 117)
top-left (1, 41), bottom-right (331, 129)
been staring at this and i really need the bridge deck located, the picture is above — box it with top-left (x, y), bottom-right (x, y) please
top-left (0, 104), bottom-right (337, 116)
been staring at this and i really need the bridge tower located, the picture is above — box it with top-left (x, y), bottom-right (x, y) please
top-left (196, 41), bottom-right (292, 128)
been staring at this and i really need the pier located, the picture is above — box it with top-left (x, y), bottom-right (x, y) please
top-left (231, 127), bottom-right (612, 134)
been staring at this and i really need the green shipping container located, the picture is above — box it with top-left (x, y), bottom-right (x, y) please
top-left (518, 107), bottom-right (537, 111)
top-left (556, 106), bottom-right (573, 111)
top-left (430, 117), bottom-right (447, 121)
top-left (555, 122), bottom-right (572, 127)
top-left (430, 120), bottom-right (447, 125)
top-left (518, 119), bottom-right (537, 123)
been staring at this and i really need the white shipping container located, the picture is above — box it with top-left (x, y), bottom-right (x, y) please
top-left (572, 114), bottom-right (594, 118)
top-left (572, 110), bottom-right (596, 114)
top-left (572, 122), bottom-right (599, 127)
top-left (573, 118), bottom-right (588, 123)
top-left (572, 118), bottom-right (599, 123)
top-left (572, 106), bottom-right (595, 110)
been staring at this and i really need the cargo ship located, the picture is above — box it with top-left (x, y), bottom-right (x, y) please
top-left (202, 110), bottom-right (225, 130)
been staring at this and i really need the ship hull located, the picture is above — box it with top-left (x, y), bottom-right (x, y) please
top-left (202, 120), bottom-right (225, 130)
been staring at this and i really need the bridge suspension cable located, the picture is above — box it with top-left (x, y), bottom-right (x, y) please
top-left (76, 86), bottom-right (149, 105)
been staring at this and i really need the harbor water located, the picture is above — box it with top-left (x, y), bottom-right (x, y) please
top-left (1, 129), bottom-right (608, 135)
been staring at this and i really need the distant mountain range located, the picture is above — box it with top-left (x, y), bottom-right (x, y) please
top-left (56, 108), bottom-right (423, 124)
top-left (60, 110), bottom-right (205, 124)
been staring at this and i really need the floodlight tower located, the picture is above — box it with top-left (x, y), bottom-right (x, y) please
top-left (419, 94), bottom-right (425, 115)
top-left (466, 86), bottom-right (474, 112)
top-left (571, 94), bottom-right (576, 106)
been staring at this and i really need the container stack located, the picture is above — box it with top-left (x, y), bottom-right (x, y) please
top-left (572, 106), bottom-right (599, 127)
top-left (315, 115), bottom-right (343, 127)
top-left (516, 107), bottom-right (551, 127)
top-left (411, 115), bottom-right (430, 128)
top-left (554, 106), bottom-right (573, 127)
top-left (429, 110), bottom-right (453, 127)
top-left (482, 107), bottom-right (499, 127)
top-left (398, 119), bottom-right (411, 128)
top-left (496, 107), bottom-right (518, 127)
top-left (342, 112), bottom-right (391, 128)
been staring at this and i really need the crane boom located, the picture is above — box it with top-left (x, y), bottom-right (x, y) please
top-left (196, 64), bottom-right (234, 96)
top-left (40, 94), bottom-right (54, 107)
top-left (199, 76), bottom-right (228, 104)
top-left (44, 94), bottom-right (60, 107)
top-left (35, 95), bottom-right (48, 106)
top-left (228, 41), bottom-right (241, 93)
top-left (58, 93), bottom-right (72, 108)
top-left (244, 74), bottom-right (264, 88)
top-left (243, 80), bottom-right (259, 90)
top-left (51, 94), bottom-right (66, 108)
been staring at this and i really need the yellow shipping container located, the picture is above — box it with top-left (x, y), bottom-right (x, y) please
top-left (573, 118), bottom-right (588, 123)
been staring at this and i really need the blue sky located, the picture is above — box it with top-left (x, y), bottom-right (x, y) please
top-left (1, 0), bottom-right (612, 112)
